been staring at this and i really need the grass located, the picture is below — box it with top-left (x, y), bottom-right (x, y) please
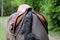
top-left (0, 17), bottom-right (8, 40)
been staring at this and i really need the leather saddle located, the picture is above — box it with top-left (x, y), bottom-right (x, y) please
top-left (10, 8), bottom-right (48, 34)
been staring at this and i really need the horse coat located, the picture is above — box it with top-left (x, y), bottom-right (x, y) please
top-left (6, 8), bottom-right (49, 40)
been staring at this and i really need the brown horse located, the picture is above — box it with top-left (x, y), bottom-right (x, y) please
top-left (6, 4), bottom-right (49, 40)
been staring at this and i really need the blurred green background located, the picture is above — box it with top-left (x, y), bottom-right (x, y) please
top-left (0, 0), bottom-right (60, 40)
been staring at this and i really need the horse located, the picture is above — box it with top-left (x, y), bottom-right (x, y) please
top-left (6, 4), bottom-right (49, 40)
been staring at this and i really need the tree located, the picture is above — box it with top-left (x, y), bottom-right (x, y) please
top-left (1, 0), bottom-right (4, 16)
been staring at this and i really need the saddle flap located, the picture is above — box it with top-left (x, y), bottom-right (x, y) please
top-left (35, 13), bottom-right (48, 33)
top-left (32, 14), bottom-right (49, 40)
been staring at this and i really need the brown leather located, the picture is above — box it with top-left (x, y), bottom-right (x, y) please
top-left (9, 14), bottom-right (25, 32)
top-left (15, 14), bottom-right (24, 26)
top-left (14, 13), bottom-right (25, 32)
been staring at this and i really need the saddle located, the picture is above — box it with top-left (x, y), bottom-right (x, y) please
top-left (8, 8), bottom-right (48, 40)
top-left (14, 9), bottom-right (48, 33)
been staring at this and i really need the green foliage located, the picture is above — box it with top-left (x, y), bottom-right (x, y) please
top-left (0, 0), bottom-right (1, 15)
top-left (0, 0), bottom-right (60, 31)
top-left (34, 0), bottom-right (55, 30)
top-left (0, 0), bottom-right (25, 16)
top-left (51, 6), bottom-right (60, 31)
top-left (25, 0), bottom-right (40, 12)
